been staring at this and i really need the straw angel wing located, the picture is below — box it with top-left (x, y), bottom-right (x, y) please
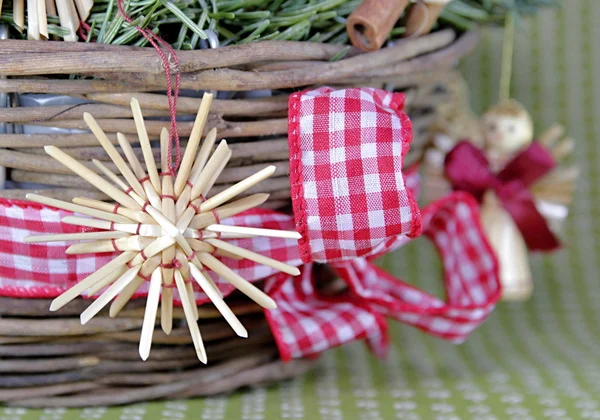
top-left (24, 93), bottom-right (301, 362)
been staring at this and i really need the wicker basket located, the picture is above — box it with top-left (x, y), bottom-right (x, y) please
top-left (0, 30), bottom-right (477, 407)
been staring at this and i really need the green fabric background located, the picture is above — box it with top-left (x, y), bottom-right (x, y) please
top-left (4, 1), bottom-right (599, 418)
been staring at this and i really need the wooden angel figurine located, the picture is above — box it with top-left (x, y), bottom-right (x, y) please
top-left (423, 99), bottom-right (577, 300)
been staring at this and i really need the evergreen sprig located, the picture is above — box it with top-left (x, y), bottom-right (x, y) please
top-left (0, 0), bottom-right (561, 47)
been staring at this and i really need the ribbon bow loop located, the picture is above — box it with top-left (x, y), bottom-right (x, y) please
top-left (265, 192), bottom-right (501, 360)
top-left (289, 87), bottom-right (421, 264)
top-left (444, 141), bottom-right (560, 251)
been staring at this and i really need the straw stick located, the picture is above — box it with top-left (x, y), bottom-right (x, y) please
top-left (94, 153), bottom-right (160, 209)
top-left (129, 235), bottom-right (176, 266)
top-left (186, 281), bottom-right (199, 321)
top-left (203, 150), bottom-right (232, 197)
top-left (171, 250), bottom-right (200, 320)
top-left (174, 128), bottom-right (217, 213)
top-left (72, 197), bottom-right (155, 224)
top-left (84, 113), bottom-right (146, 200)
top-left (117, 133), bottom-right (145, 179)
top-left (189, 140), bottom-right (230, 203)
top-left (160, 288), bottom-right (174, 335)
top-left (190, 194), bottom-right (269, 229)
top-left (189, 263), bottom-right (247, 338)
top-left (158, 127), bottom-right (169, 173)
top-left (174, 187), bottom-right (193, 220)
top-left (117, 132), bottom-right (161, 208)
top-left (80, 265), bottom-right (141, 325)
top-left (175, 247), bottom-right (220, 297)
top-left (185, 238), bottom-right (215, 253)
top-left (66, 236), bottom-right (153, 254)
top-left (175, 205), bottom-right (197, 236)
top-left (206, 238), bottom-right (300, 276)
top-left (162, 248), bottom-right (182, 334)
top-left (73, 0), bottom-right (92, 20)
top-left (61, 215), bottom-right (112, 231)
top-left (141, 204), bottom-right (190, 251)
top-left (61, 216), bottom-right (163, 236)
top-left (27, 0), bottom-right (40, 40)
top-left (198, 252), bottom-right (276, 309)
top-left (205, 224), bottom-right (301, 240)
top-left (110, 276), bottom-right (144, 317)
top-left (160, 127), bottom-right (177, 335)
top-left (49, 251), bottom-right (137, 311)
top-left (182, 229), bottom-right (249, 239)
top-left (92, 159), bottom-right (127, 190)
top-left (109, 255), bottom-right (161, 317)
top-left (189, 128), bottom-right (218, 183)
top-left (26, 193), bottom-right (131, 224)
top-left (24, 230), bottom-right (129, 243)
top-left (174, 270), bottom-right (207, 363)
top-left (174, 93), bottom-right (213, 197)
top-left (199, 165), bottom-right (276, 212)
top-left (131, 98), bottom-right (161, 194)
top-left (38, 0), bottom-right (48, 38)
top-left (44, 146), bottom-right (140, 210)
top-left (139, 267), bottom-right (161, 360)
top-left (55, 0), bottom-right (77, 42)
top-left (215, 249), bottom-right (244, 260)
top-left (86, 264), bottom-right (128, 297)
top-left (13, 0), bottom-right (25, 32)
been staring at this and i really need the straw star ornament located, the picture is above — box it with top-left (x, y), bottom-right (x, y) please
top-left (24, 93), bottom-right (301, 363)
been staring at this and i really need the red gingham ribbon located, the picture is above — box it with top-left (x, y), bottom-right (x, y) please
top-left (288, 87), bottom-right (421, 263)
top-left (264, 192), bottom-right (500, 361)
top-left (0, 190), bottom-right (499, 359)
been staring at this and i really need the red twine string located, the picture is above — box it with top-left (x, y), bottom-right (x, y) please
top-left (117, 0), bottom-right (182, 172)
top-left (78, 20), bottom-right (91, 41)
top-left (211, 209), bottom-right (220, 224)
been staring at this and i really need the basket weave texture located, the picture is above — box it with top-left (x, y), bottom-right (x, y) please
top-left (0, 30), bottom-right (477, 407)
top-left (0, 29), bottom-right (477, 203)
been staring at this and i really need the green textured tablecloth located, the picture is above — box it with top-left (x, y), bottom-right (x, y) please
top-left (4, 1), bottom-right (600, 418)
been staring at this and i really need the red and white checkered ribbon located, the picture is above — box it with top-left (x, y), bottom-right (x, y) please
top-left (0, 199), bottom-right (301, 303)
top-left (0, 87), bottom-right (501, 360)
top-left (264, 87), bottom-right (501, 360)
top-left (265, 191), bottom-right (500, 360)
top-left (288, 87), bottom-right (421, 263)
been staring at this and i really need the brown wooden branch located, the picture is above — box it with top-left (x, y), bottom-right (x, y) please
top-left (8, 357), bottom-right (315, 407)
top-left (0, 95), bottom-right (290, 122)
top-left (0, 40), bottom-right (352, 75)
top-left (18, 138), bottom-right (290, 167)
top-left (0, 318), bottom-right (143, 336)
top-left (91, 30), bottom-right (456, 92)
top-left (10, 161), bottom-right (289, 186)
top-left (32, 116), bottom-right (287, 138)
top-left (0, 188), bottom-right (108, 201)
top-left (0, 30), bottom-right (456, 94)
top-left (0, 356), bottom-right (101, 373)
top-left (347, 30), bottom-right (479, 79)
top-left (0, 133), bottom-right (122, 148)
top-left (0, 382), bottom-right (101, 401)
top-left (97, 352), bottom-right (272, 386)
top-left (0, 104), bottom-right (169, 123)
top-left (85, 93), bottom-right (289, 116)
